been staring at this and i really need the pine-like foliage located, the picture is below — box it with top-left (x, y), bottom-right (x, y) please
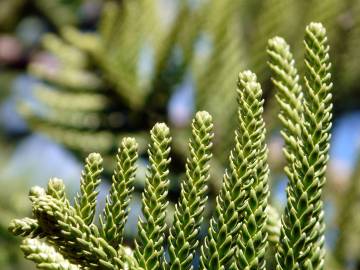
top-left (100, 138), bottom-right (138, 247)
top-left (20, 238), bottom-right (79, 270)
top-left (167, 111), bottom-right (213, 270)
top-left (9, 22), bottom-right (334, 270)
top-left (21, 0), bottom-right (196, 161)
top-left (235, 71), bottom-right (269, 270)
top-left (135, 123), bottom-right (171, 270)
top-left (268, 22), bottom-right (332, 270)
top-left (199, 71), bottom-right (264, 270)
top-left (74, 153), bottom-right (103, 225)
top-left (22, 0), bottom-right (359, 172)
top-left (198, 70), bottom-right (270, 270)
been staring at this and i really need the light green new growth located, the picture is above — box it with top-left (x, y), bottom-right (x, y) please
top-left (167, 111), bottom-right (213, 270)
top-left (32, 187), bottom-right (138, 269)
top-left (267, 36), bottom-right (303, 140)
top-left (9, 217), bottom-right (43, 238)
top-left (302, 22), bottom-right (332, 269)
top-left (268, 22), bottom-right (332, 270)
top-left (8, 21), bottom-right (333, 270)
top-left (135, 123), bottom-right (171, 270)
top-left (9, 148), bottom-right (140, 270)
top-left (20, 238), bottom-right (79, 270)
top-left (74, 153), bottom-right (103, 225)
top-left (47, 178), bottom-right (67, 202)
top-left (235, 71), bottom-right (269, 270)
top-left (199, 71), bottom-right (268, 270)
top-left (100, 137), bottom-right (138, 248)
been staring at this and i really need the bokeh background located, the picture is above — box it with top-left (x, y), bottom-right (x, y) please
top-left (0, 0), bottom-right (360, 269)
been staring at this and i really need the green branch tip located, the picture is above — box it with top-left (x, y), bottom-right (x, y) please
top-left (135, 121), bottom-right (171, 270)
top-left (21, 238), bottom-right (80, 270)
top-left (29, 186), bottom-right (46, 201)
top-left (168, 110), bottom-right (213, 270)
top-left (75, 152), bottom-right (103, 225)
top-left (268, 36), bottom-right (287, 48)
top-left (236, 69), bottom-right (269, 270)
top-left (9, 218), bottom-right (43, 238)
top-left (195, 110), bottom-right (212, 122)
top-left (47, 178), bottom-right (66, 200)
top-left (152, 122), bottom-right (170, 138)
top-left (47, 178), bottom-right (65, 191)
top-left (101, 135), bottom-right (138, 247)
top-left (87, 152), bottom-right (103, 164)
top-left (122, 137), bottom-right (138, 148)
top-left (7, 21), bottom-right (334, 270)
top-left (238, 69), bottom-right (258, 83)
top-left (274, 21), bottom-right (332, 270)
top-left (307, 22), bottom-right (326, 37)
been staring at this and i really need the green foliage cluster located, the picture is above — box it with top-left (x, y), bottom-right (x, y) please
top-left (268, 22), bottom-right (332, 270)
top-left (9, 22), bottom-right (335, 270)
top-left (21, 0), bottom-right (360, 168)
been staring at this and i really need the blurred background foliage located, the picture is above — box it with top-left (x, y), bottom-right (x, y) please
top-left (0, 0), bottom-right (360, 269)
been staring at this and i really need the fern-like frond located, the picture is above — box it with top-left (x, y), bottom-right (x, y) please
top-left (21, 118), bottom-right (116, 153)
top-left (42, 33), bottom-right (88, 69)
top-left (28, 62), bottom-right (102, 91)
top-left (135, 123), bottom-right (171, 270)
top-left (61, 26), bottom-right (102, 56)
top-left (74, 153), bottom-right (103, 225)
top-left (34, 85), bottom-right (109, 112)
top-left (167, 111), bottom-right (213, 270)
top-left (101, 137), bottom-right (138, 248)
top-left (7, 17), bottom-right (339, 270)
